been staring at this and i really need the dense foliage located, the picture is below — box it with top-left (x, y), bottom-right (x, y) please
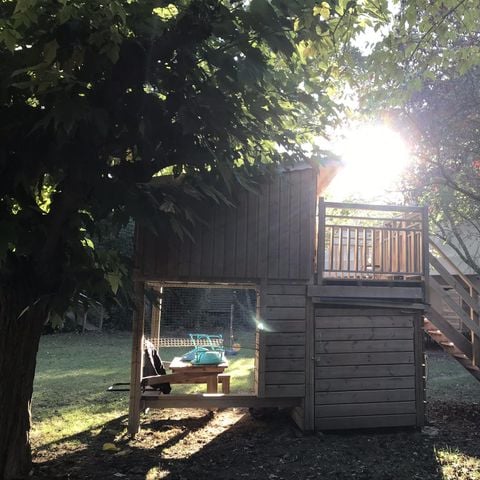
top-left (0, 0), bottom-right (391, 317)
top-left (400, 69), bottom-right (480, 275)
top-left (0, 1), bottom-right (392, 477)
top-left (358, 0), bottom-right (480, 275)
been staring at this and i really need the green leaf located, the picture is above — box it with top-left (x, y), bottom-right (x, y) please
top-left (106, 272), bottom-right (121, 294)
top-left (1, 29), bottom-right (21, 52)
top-left (43, 39), bottom-right (58, 65)
top-left (313, 2), bottom-right (330, 20)
top-left (57, 4), bottom-right (74, 25)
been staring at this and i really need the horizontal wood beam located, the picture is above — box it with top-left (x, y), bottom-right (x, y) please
top-left (308, 285), bottom-right (424, 300)
top-left (324, 202), bottom-right (424, 213)
top-left (141, 394), bottom-right (302, 409)
top-left (311, 299), bottom-right (426, 310)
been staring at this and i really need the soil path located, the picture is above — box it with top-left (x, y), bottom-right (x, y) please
top-left (32, 401), bottom-right (480, 480)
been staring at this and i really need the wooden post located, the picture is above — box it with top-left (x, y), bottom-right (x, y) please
top-left (128, 280), bottom-right (145, 436)
top-left (363, 228), bottom-right (367, 274)
top-left (150, 285), bottom-right (163, 343)
top-left (304, 295), bottom-right (315, 431)
top-left (82, 310), bottom-right (88, 333)
top-left (317, 198), bottom-right (326, 284)
top-left (470, 285), bottom-right (480, 366)
top-left (421, 206), bottom-right (430, 305)
top-left (98, 305), bottom-right (104, 331)
top-left (414, 312), bottom-right (426, 427)
top-left (256, 279), bottom-right (267, 397)
top-left (206, 375), bottom-right (217, 393)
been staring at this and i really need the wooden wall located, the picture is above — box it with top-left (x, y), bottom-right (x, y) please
top-left (137, 168), bottom-right (317, 283)
top-left (314, 307), bottom-right (424, 430)
top-left (261, 283), bottom-right (307, 398)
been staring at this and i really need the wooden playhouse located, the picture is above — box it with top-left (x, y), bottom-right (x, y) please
top-left (128, 163), bottom-right (480, 434)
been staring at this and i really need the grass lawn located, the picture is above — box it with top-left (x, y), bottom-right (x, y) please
top-left (31, 335), bottom-right (480, 479)
top-left (426, 349), bottom-right (480, 404)
top-left (32, 331), bottom-right (255, 448)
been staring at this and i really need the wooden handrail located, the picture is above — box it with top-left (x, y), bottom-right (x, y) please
top-left (429, 253), bottom-right (479, 315)
top-left (326, 214), bottom-right (422, 224)
top-left (324, 201), bottom-right (424, 213)
top-left (430, 277), bottom-right (480, 338)
top-left (429, 240), bottom-right (480, 295)
top-left (429, 240), bottom-right (480, 366)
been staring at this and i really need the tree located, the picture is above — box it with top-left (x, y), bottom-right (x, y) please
top-left (357, 1), bottom-right (480, 275)
top-left (400, 68), bottom-right (480, 276)
top-left (0, 0), bottom-right (390, 477)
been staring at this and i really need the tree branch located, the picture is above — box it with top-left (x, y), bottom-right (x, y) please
top-left (408, 0), bottom-right (468, 62)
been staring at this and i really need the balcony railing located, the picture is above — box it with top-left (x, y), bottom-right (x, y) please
top-left (317, 200), bottom-right (429, 281)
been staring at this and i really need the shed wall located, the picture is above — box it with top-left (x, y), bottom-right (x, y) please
top-left (314, 307), bottom-right (424, 430)
top-left (262, 283), bottom-right (307, 398)
top-left (137, 169), bottom-right (317, 282)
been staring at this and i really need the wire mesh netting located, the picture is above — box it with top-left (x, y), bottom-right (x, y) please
top-left (144, 286), bottom-right (258, 393)
top-left (145, 286), bottom-right (258, 350)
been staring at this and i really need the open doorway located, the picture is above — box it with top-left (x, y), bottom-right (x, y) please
top-left (144, 283), bottom-right (258, 394)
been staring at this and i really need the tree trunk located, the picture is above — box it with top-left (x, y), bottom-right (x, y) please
top-left (0, 285), bottom-right (46, 479)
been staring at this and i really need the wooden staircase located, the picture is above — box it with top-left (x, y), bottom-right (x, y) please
top-left (424, 241), bottom-right (480, 381)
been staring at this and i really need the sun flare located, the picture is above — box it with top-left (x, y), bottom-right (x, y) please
top-left (326, 124), bottom-right (411, 203)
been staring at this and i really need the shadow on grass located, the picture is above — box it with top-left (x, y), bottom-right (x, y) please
top-left (32, 402), bottom-right (480, 480)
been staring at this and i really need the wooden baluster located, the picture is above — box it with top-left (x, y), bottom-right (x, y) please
top-left (389, 230), bottom-right (393, 274)
top-left (329, 225), bottom-right (334, 276)
top-left (379, 229), bottom-right (383, 277)
top-left (372, 228), bottom-right (376, 278)
top-left (354, 227), bottom-right (359, 277)
top-left (471, 286), bottom-right (480, 366)
top-left (338, 226), bottom-right (343, 276)
top-left (363, 228), bottom-right (367, 276)
top-left (406, 230), bottom-right (410, 274)
top-left (347, 227), bottom-right (351, 277)
top-left (318, 198), bottom-right (326, 281)
top-left (395, 230), bottom-right (399, 274)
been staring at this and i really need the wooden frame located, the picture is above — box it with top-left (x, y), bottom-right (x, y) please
top-left (128, 280), bottom-right (145, 435)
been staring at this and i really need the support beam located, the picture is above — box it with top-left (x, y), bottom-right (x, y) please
top-left (304, 296), bottom-right (315, 431)
top-left (141, 393), bottom-right (301, 409)
top-left (150, 284), bottom-right (163, 343)
top-left (256, 280), bottom-right (267, 397)
top-left (128, 281), bottom-right (145, 436)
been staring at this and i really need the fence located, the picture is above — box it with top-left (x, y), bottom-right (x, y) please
top-left (317, 200), bottom-right (428, 281)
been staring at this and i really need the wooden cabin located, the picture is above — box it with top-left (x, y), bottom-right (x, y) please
top-left (128, 163), bottom-right (480, 434)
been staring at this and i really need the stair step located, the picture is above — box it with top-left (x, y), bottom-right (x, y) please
top-left (453, 353), bottom-right (468, 359)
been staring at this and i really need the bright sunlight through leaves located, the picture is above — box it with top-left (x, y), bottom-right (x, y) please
top-left (326, 124), bottom-right (411, 203)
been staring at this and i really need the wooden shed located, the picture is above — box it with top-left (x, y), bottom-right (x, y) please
top-left (128, 162), bottom-right (480, 434)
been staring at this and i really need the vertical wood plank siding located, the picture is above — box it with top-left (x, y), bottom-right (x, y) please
top-left (314, 307), bottom-right (423, 430)
top-left (137, 169), bottom-right (317, 282)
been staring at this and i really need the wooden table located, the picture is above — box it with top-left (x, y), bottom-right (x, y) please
top-left (168, 357), bottom-right (229, 393)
